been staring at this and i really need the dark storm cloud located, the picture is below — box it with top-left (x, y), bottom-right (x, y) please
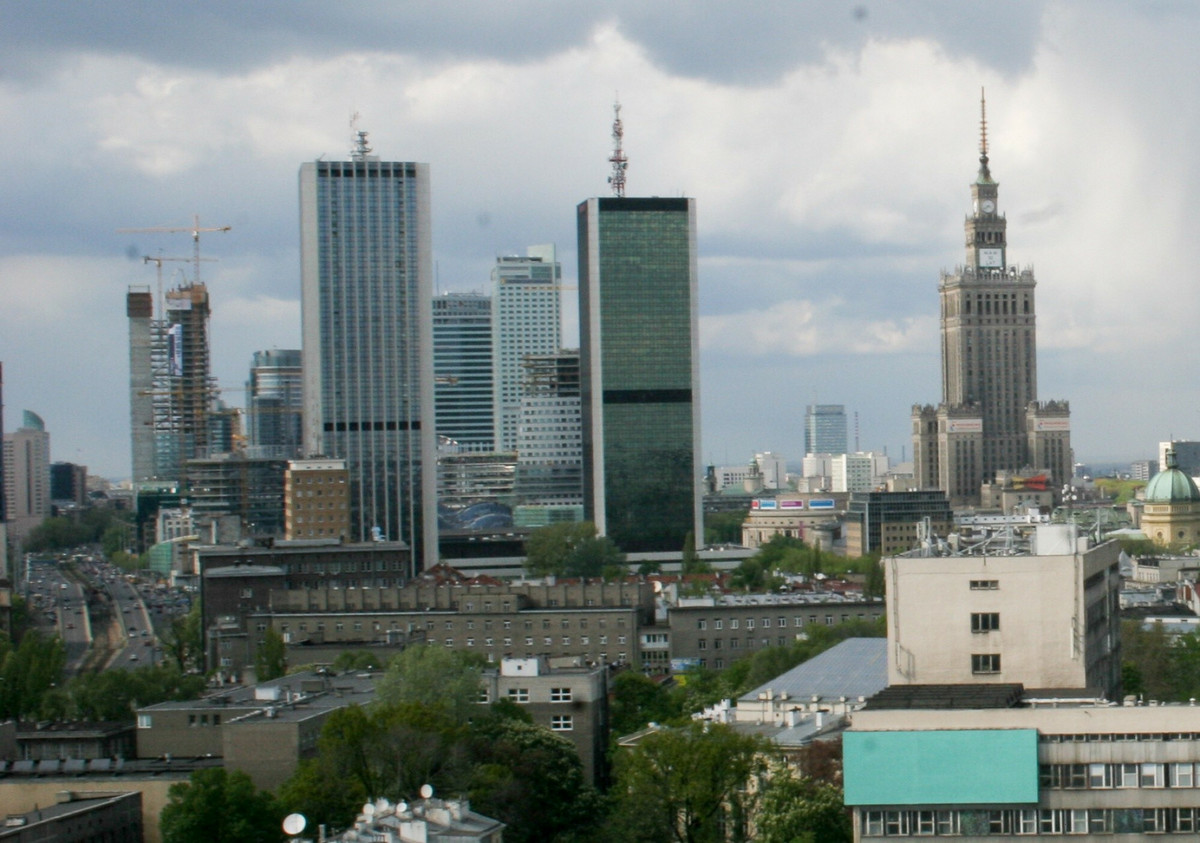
top-left (3, 1), bottom-right (1045, 84)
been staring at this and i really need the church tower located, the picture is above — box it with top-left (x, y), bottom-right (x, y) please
top-left (913, 92), bottom-right (1070, 506)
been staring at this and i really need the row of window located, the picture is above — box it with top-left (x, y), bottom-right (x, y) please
top-left (502, 687), bottom-right (573, 703)
top-left (862, 807), bottom-right (1200, 836)
top-left (696, 637), bottom-right (794, 650)
top-left (694, 613), bottom-right (863, 630)
top-left (432, 635), bottom-right (626, 647)
top-left (1042, 762), bottom-right (1197, 790)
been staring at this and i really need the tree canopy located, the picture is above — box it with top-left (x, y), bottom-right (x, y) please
top-left (375, 645), bottom-right (484, 723)
top-left (523, 521), bottom-right (626, 578)
top-left (160, 767), bottom-right (283, 843)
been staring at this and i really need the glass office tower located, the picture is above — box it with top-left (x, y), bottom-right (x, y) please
top-left (577, 197), bottom-right (703, 553)
top-left (300, 135), bottom-right (436, 571)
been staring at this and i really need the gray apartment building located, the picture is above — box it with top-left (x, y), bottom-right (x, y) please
top-left (668, 594), bottom-right (885, 670)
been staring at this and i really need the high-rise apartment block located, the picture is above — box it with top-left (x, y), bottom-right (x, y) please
top-left (804, 404), bottom-right (847, 455)
top-left (433, 293), bottom-right (494, 450)
top-left (245, 349), bottom-right (302, 459)
top-left (300, 132), bottom-right (436, 570)
top-left (912, 100), bottom-right (1071, 506)
top-left (3, 410), bottom-right (50, 542)
top-left (492, 246), bottom-right (562, 452)
top-left (578, 197), bottom-right (702, 553)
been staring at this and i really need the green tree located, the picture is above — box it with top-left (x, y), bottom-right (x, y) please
top-left (608, 722), bottom-right (769, 843)
top-left (704, 510), bottom-right (747, 546)
top-left (1121, 619), bottom-right (1172, 700)
top-left (375, 645), bottom-right (483, 723)
top-left (756, 764), bottom-right (851, 843)
top-left (468, 717), bottom-right (602, 843)
top-left (525, 522), bottom-right (600, 577)
top-left (255, 627), bottom-right (287, 681)
top-left (609, 671), bottom-right (682, 739)
top-left (160, 602), bottom-right (204, 673)
top-left (0, 630), bottom-right (65, 718)
top-left (63, 663), bottom-right (206, 721)
top-left (160, 767), bottom-right (283, 843)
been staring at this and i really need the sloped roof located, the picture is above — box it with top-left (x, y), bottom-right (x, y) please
top-left (738, 637), bottom-right (887, 704)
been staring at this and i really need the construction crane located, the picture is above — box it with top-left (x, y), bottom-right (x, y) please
top-left (142, 254), bottom-right (215, 319)
top-left (118, 214), bottom-right (231, 287)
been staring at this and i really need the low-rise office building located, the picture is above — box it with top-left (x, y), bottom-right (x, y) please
top-left (667, 594), bottom-right (884, 670)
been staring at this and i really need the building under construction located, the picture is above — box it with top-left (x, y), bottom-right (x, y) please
top-left (127, 282), bottom-right (218, 486)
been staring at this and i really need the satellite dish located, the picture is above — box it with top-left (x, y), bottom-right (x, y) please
top-left (282, 814), bottom-right (307, 836)
top-left (362, 802), bottom-right (376, 816)
top-left (397, 802), bottom-right (408, 813)
top-left (376, 798), bottom-right (391, 813)
top-left (419, 784), bottom-right (434, 799)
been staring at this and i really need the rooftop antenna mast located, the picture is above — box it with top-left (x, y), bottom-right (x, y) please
top-left (978, 87), bottom-right (991, 180)
top-left (607, 98), bottom-right (628, 197)
top-left (350, 111), bottom-right (373, 161)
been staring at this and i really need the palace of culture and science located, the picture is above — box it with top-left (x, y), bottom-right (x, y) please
top-left (913, 97), bottom-right (1072, 507)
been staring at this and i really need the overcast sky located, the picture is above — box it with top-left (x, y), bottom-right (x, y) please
top-left (1, 1), bottom-right (1194, 478)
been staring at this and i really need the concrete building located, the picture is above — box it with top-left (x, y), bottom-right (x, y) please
top-left (3, 411), bottom-right (50, 541)
top-left (1160, 440), bottom-right (1200, 476)
top-left (846, 697), bottom-right (1200, 839)
top-left (136, 669), bottom-right (377, 791)
top-left (883, 525), bottom-right (1121, 697)
top-left (283, 458), bottom-right (350, 541)
top-left (433, 293), bottom-right (494, 450)
top-left (578, 197), bottom-right (702, 553)
top-left (300, 131), bottom-right (436, 570)
top-left (666, 593), bottom-right (884, 671)
top-left (844, 490), bottom-right (953, 557)
top-left (245, 348), bottom-right (302, 459)
top-left (184, 454), bottom-right (287, 538)
top-left (482, 656), bottom-right (609, 786)
top-left (804, 404), bottom-right (847, 456)
top-left (912, 99), bottom-right (1071, 506)
top-left (492, 246), bottom-right (562, 452)
top-left (740, 494), bottom-right (846, 549)
top-left (50, 461), bottom-right (88, 510)
top-left (0, 790), bottom-right (142, 843)
top-left (833, 452), bottom-right (887, 494)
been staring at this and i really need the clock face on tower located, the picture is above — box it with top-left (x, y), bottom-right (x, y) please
top-left (979, 248), bottom-right (1003, 268)
top-left (981, 199), bottom-right (995, 214)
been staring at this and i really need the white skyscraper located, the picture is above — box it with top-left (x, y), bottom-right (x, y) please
top-left (300, 132), bottom-right (437, 571)
top-left (492, 245), bottom-right (562, 452)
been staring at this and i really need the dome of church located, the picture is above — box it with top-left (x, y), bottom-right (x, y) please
top-left (1144, 450), bottom-right (1200, 503)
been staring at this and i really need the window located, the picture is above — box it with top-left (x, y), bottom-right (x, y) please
top-left (970, 579), bottom-right (999, 590)
top-left (971, 653), bottom-right (1001, 674)
top-left (730, 619), bottom-right (739, 630)
top-left (698, 639), bottom-right (707, 650)
top-left (864, 811), bottom-right (883, 836)
top-left (551, 715), bottom-right (573, 731)
top-left (1118, 763), bottom-right (1139, 788)
top-left (971, 612), bottom-right (1000, 632)
top-left (1089, 763), bottom-right (1111, 788)
top-left (697, 620), bottom-right (707, 630)
top-left (1172, 763), bottom-right (1194, 788)
top-left (1175, 808), bottom-right (1197, 832)
top-left (137, 714), bottom-right (152, 729)
top-left (1142, 762), bottom-right (1165, 788)
top-left (550, 687), bottom-right (572, 702)
top-left (507, 688), bottom-right (529, 703)
top-left (714, 620), bottom-right (723, 630)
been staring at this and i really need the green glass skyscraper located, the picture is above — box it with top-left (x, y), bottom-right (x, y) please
top-left (577, 197), bottom-right (703, 553)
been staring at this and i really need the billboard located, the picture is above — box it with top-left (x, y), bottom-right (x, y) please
top-left (946, 418), bottom-right (983, 433)
top-left (168, 323), bottom-right (184, 377)
top-left (780, 500), bottom-right (804, 509)
top-left (1034, 418), bottom-right (1071, 432)
top-left (809, 499), bottom-right (836, 510)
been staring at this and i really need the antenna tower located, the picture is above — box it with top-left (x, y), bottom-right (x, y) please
top-left (607, 99), bottom-right (628, 197)
top-left (350, 112), bottom-right (373, 161)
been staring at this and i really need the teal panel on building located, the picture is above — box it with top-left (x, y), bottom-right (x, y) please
top-left (844, 729), bottom-right (1038, 806)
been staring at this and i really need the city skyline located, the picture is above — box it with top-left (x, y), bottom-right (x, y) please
top-left (4, 4), bottom-right (1200, 477)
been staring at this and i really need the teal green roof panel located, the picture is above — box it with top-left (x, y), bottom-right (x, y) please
top-left (844, 729), bottom-right (1038, 806)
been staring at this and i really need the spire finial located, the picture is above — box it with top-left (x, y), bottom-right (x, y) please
top-left (607, 96), bottom-right (628, 197)
top-left (976, 87), bottom-right (992, 182)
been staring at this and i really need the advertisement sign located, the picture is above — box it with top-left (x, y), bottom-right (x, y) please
top-left (756, 499), bottom-right (778, 510)
top-left (780, 500), bottom-right (804, 509)
top-left (1034, 419), bottom-right (1071, 432)
top-left (809, 499), bottom-right (836, 510)
top-left (947, 419), bottom-right (983, 433)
